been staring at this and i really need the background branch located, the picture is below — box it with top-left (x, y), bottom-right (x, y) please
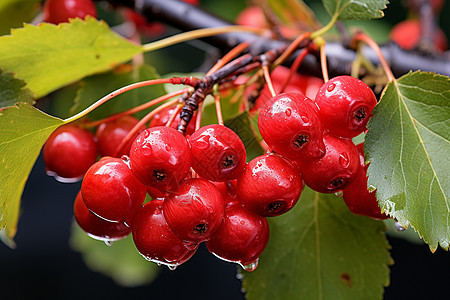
top-left (106, 0), bottom-right (450, 78)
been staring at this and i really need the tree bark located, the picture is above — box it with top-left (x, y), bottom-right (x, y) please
top-left (106, 0), bottom-right (450, 78)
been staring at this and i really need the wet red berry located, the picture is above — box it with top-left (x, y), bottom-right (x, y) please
top-left (43, 124), bottom-right (97, 182)
top-left (43, 0), bottom-right (97, 24)
top-left (237, 153), bottom-right (304, 217)
top-left (129, 126), bottom-right (192, 193)
top-left (163, 178), bottom-right (225, 246)
top-left (189, 124), bottom-right (246, 181)
top-left (81, 157), bottom-right (147, 225)
top-left (205, 202), bottom-right (269, 271)
top-left (258, 92), bottom-right (325, 159)
top-left (95, 115), bottom-right (146, 157)
top-left (73, 191), bottom-right (131, 241)
top-left (342, 143), bottom-right (389, 220)
top-left (132, 200), bottom-right (197, 269)
top-left (295, 133), bottom-right (360, 193)
top-left (315, 76), bottom-right (377, 138)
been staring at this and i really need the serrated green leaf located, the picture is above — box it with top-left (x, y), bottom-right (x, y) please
top-left (0, 69), bottom-right (34, 107)
top-left (266, 0), bottom-right (321, 30)
top-left (243, 188), bottom-right (391, 300)
top-left (0, 18), bottom-right (143, 98)
top-left (70, 64), bottom-right (166, 120)
top-left (0, 103), bottom-right (65, 240)
top-left (225, 112), bottom-right (264, 161)
top-left (322, 0), bottom-right (388, 20)
top-left (365, 71), bottom-right (450, 251)
top-left (70, 223), bottom-right (160, 287)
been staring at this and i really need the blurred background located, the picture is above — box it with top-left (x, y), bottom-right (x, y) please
top-left (0, 0), bottom-right (449, 299)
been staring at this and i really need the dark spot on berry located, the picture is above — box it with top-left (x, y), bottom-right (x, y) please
top-left (354, 108), bottom-right (366, 122)
top-left (293, 134), bottom-right (309, 148)
top-left (340, 273), bottom-right (352, 287)
top-left (266, 201), bottom-right (284, 214)
top-left (220, 153), bottom-right (237, 173)
top-left (327, 178), bottom-right (345, 191)
top-left (95, 54), bottom-right (100, 59)
top-left (193, 223), bottom-right (208, 234)
top-left (153, 170), bottom-right (166, 182)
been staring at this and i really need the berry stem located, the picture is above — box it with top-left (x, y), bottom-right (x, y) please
top-left (207, 41), bottom-right (250, 76)
top-left (319, 41), bottom-right (329, 82)
top-left (113, 98), bottom-right (178, 157)
top-left (262, 65), bottom-right (277, 97)
top-left (214, 92), bottom-right (224, 126)
top-left (83, 88), bottom-right (189, 128)
top-left (351, 32), bottom-right (395, 82)
top-left (142, 26), bottom-right (263, 53)
top-left (165, 104), bottom-right (183, 128)
top-left (64, 77), bottom-right (200, 124)
top-left (195, 101), bottom-right (203, 131)
top-left (273, 32), bottom-right (311, 67)
top-left (280, 48), bottom-right (309, 93)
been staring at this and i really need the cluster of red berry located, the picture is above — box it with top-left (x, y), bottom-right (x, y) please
top-left (43, 73), bottom-right (388, 272)
top-left (256, 75), bottom-right (388, 220)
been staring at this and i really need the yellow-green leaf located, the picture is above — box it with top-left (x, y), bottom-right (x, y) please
top-left (0, 18), bottom-right (143, 98)
top-left (0, 103), bottom-right (65, 241)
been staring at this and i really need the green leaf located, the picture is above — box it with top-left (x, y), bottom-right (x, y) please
top-left (70, 64), bottom-right (166, 120)
top-left (0, 18), bottom-right (143, 98)
top-left (225, 112), bottom-right (265, 161)
top-left (243, 188), bottom-right (392, 300)
top-left (0, 103), bottom-right (65, 240)
top-left (365, 71), bottom-right (450, 251)
top-left (70, 223), bottom-right (160, 287)
top-left (0, 69), bottom-right (34, 107)
top-left (266, 0), bottom-right (321, 30)
top-left (322, 0), bottom-right (388, 20)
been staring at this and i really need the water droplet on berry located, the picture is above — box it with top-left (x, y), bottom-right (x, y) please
top-left (335, 191), bottom-right (343, 197)
top-left (143, 130), bottom-right (150, 138)
top-left (104, 240), bottom-right (113, 246)
top-left (327, 83), bottom-right (336, 92)
top-left (196, 136), bottom-right (210, 150)
top-left (242, 259), bottom-right (259, 272)
top-left (183, 240), bottom-right (199, 251)
top-left (168, 156), bottom-right (177, 166)
top-left (140, 142), bottom-right (152, 156)
top-left (165, 144), bottom-right (171, 151)
top-left (285, 108), bottom-right (292, 116)
top-left (394, 221), bottom-right (407, 232)
top-left (121, 155), bottom-right (131, 168)
top-left (300, 116), bottom-right (309, 123)
top-left (236, 273), bottom-right (244, 280)
top-left (339, 153), bottom-right (350, 168)
top-left (167, 265), bottom-right (177, 271)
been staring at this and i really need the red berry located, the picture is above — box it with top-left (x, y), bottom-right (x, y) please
top-left (163, 178), bottom-right (225, 246)
top-left (81, 157), bottom-right (147, 225)
top-left (205, 202), bottom-right (269, 271)
top-left (389, 19), bottom-right (448, 52)
top-left (43, 0), bottom-right (97, 24)
top-left (342, 143), bottom-right (389, 220)
top-left (237, 153), bottom-right (304, 217)
top-left (129, 126), bottom-right (192, 193)
top-left (188, 124), bottom-right (246, 181)
top-left (235, 6), bottom-right (268, 29)
top-left (149, 106), bottom-right (196, 136)
top-left (132, 200), bottom-right (197, 269)
top-left (43, 124), bottom-right (97, 182)
top-left (95, 115), bottom-right (146, 157)
top-left (315, 76), bottom-right (377, 138)
top-left (258, 92), bottom-right (325, 159)
top-left (295, 133), bottom-right (360, 193)
top-left (73, 191), bottom-right (131, 241)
